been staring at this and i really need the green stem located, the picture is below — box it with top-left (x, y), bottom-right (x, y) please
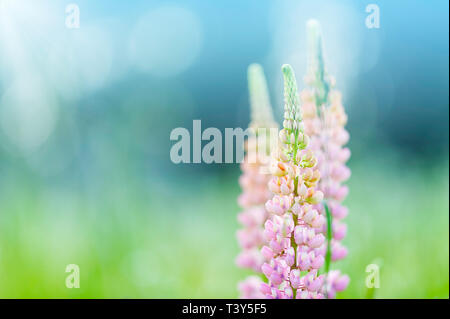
top-left (366, 286), bottom-right (376, 299)
top-left (323, 201), bottom-right (333, 298)
top-left (290, 174), bottom-right (300, 299)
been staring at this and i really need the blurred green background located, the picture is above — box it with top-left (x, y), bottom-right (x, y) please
top-left (0, 0), bottom-right (448, 298)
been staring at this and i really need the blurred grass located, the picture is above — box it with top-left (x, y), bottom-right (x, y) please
top-left (0, 153), bottom-right (448, 298)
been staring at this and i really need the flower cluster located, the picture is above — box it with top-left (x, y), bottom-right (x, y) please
top-left (236, 136), bottom-right (272, 272)
top-left (236, 21), bottom-right (352, 299)
top-left (300, 19), bottom-right (351, 297)
top-left (236, 64), bottom-right (278, 298)
top-left (321, 270), bottom-right (350, 299)
top-left (301, 89), bottom-right (350, 261)
top-left (238, 276), bottom-right (266, 299)
top-left (260, 65), bottom-right (327, 299)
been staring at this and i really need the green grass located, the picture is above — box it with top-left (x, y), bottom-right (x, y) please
top-left (0, 155), bottom-right (448, 298)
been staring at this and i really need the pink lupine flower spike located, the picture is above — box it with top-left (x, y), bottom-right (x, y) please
top-left (236, 64), bottom-right (278, 299)
top-left (301, 19), bottom-right (351, 298)
top-left (260, 64), bottom-right (326, 299)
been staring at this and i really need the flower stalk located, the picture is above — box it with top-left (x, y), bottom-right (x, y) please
top-left (301, 19), bottom-right (351, 298)
top-left (236, 64), bottom-right (278, 299)
top-left (260, 64), bottom-right (326, 299)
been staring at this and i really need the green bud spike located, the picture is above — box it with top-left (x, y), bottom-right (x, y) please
top-left (306, 19), bottom-right (330, 106)
top-left (281, 64), bottom-right (304, 164)
top-left (281, 64), bottom-right (302, 130)
top-left (247, 64), bottom-right (277, 130)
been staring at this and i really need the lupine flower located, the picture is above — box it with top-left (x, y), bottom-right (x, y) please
top-left (321, 270), bottom-right (350, 299)
top-left (238, 276), bottom-right (266, 299)
top-left (260, 64), bottom-right (326, 299)
top-left (300, 20), bottom-right (351, 297)
top-left (237, 64), bottom-right (278, 298)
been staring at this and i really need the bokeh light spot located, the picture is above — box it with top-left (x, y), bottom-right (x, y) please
top-left (129, 6), bottom-right (203, 77)
top-left (0, 78), bottom-right (58, 155)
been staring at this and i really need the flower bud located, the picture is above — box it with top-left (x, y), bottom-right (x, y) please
top-left (333, 221), bottom-right (347, 240)
top-left (261, 246), bottom-right (274, 260)
top-left (284, 247), bottom-right (295, 267)
top-left (297, 182), bottom-right (308, 198)
top-left (271, 161), bottom-right (288, 177)
top-left (289, 269), bottom-right (302, 289)
top-left (279, 129), bottom-right (289, 144)
top-left (310, 252), bottom-right (324, 269)
top-left (334, 274), bottom-right (350, 292)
